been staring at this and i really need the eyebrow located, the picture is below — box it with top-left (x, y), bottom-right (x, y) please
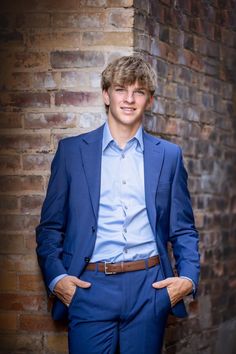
top-left (113, 84), bottom-right (147, 90)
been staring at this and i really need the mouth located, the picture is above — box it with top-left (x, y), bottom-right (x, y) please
top-left (120, 107), bottom-right (136, 113)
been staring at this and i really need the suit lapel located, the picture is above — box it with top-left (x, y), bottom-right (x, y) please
top-left (80, 125), bottom-right (104, 219)
top-left (143, 131), bottom-right (164, 234)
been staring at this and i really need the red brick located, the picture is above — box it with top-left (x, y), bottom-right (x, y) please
top-left (20, 195), bottom-right (44, 213)
top-left (37, 0), bottom-right (78, 11)
top-left (0, 214), bottom-right (39, 233)
top-left (169, 28), bottom-right (184, 47)
top-left (108, 9), bottom-right (134, 28)
top-left (25, 232), bottom-right (38, 251)
top-left (22, 154), bottom-right (53, 171)
top-left (0, 155), bottom-right (21, 173)
top-left (2, 0), bottom-right (78, 12)
top-left (28, 32), bottom-right (81, 49)
top-left (20, 314), bottom-right (66, 332)
top-left (189, 18), bottom-right (204, 35)
top-left (0, 112), bottom-right (23, 129)
top-left (16, 13), bottom-right (50, 28)
top-left (0, 31), bottom-right (24, 48)
top-left (52, 13), bottom-right (106, 29)
top-left (0, 334), bottom-right (43, 352)
top-left (55, 91), bottom-right (102, 107)
top-left (0, 312), bottom-right (17, 331)
top-left (135, 33), bottom-right (151, 52)
top-left (32, 72), bottom-right (58, 90)
top-left (0, 134), bottom-right (51, 152)
top-left (108, 0), bottom-right (133, 5)
top-left (12, 52), bottom-right (49, 70)
top-left (51, 50), bottom-right (105, 68)
top-left (158, 41), bottom-right (179, 64)
top-left (79, 112), bottom-right (105, 130)
top-left (82, 31), bottom-right (133, 46)
top-left (46, 333), bottom-right (68, 353)
top-left (12, 92), bottom-right (50, 108)
top-left (0, 176), bottom-right (44, 193)
top-left (52, 133), bottom-right (79, 148)
top-left (149, 2), bottom-right (164, 22)
top-left (221, 27), bottom-right (235, 47)
top-left (0, 294), bottom-right (46, 312)
top-left (25, 112), bottom-right (77, 129)
top-left (0, 92), bottom-right (50, 108)
top-left (183, 49), bottom-right (204, 72)
top-left (0, 271), bottom-right (17, 291)
top-left (61, 71), bottom-right (89, 89)
top-left (19, 274), bottom-right (45, 292)
top-left (163, 83), bottom-right (177, 99)
top-left (0, 234), bottom-right (25, 254)
top-left (194, 36), bottom-right (207, 55)
top-left (0, 196), bottom-right (19, 211)
top-left (165, 119), bottom-right (180, 136)
top-left (0, 254), bottom-right (39, 273)
top-left (3, 72), bottom-right (32, 91)
top-left (80, 0), bottom-right (107, 6)
top-left (89, 72), bottom-right (101, 88)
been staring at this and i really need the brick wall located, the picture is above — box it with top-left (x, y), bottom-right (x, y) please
top-left (0, 0), bottom-right (235, 353)
top-left (0, 1), bottom-right (134, 352)
top-left (133, 0), bottom-right (236, 353)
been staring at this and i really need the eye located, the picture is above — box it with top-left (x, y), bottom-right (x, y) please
top-left (135, 90), bottom-right (145, 95)
top-left (115, 87), bottom-right (125, 92)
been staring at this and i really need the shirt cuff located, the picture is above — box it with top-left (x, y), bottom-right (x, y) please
top-left (49, 274), bottom-right (68, 293)
top-left (180, 276), bottom-right (196, 294)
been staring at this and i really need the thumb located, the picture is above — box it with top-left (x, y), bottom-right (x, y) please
top-left (73, 277), bottom-right (91, 288)
top-left (152, 278), bottom-right (171, 289)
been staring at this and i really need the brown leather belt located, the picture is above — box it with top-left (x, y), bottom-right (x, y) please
top-left (86, 255), bottom-right (160, 275)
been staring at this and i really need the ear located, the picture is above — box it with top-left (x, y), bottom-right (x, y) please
top-left (102, 90), bottom-right (110, 105)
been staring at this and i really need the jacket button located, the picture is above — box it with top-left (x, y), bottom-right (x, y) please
top-left (91, 226), bottom-right (96, 233)
top-left (84, 257), bottom-right (90, 263)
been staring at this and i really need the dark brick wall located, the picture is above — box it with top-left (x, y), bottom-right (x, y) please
top-left (134, 0), bottom-right (236, 353)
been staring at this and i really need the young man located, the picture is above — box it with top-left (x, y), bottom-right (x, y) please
top-left (36, 56), bottom-right (200, 353)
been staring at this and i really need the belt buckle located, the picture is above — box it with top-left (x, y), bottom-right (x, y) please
top-left (104, 262), bottom-right (117, 275)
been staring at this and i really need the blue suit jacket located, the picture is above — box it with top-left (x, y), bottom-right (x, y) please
top-left (36, 124), bottom-right (200, 320)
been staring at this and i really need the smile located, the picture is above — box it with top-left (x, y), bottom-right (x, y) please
top-left (120, 107), bottom-right (136, 112)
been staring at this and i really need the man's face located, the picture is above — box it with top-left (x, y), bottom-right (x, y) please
top-left (102, 81), bottom-right (153, 129)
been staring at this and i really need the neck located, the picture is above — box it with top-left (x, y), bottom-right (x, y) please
top-left (107, 118), bottom-right (142, 149)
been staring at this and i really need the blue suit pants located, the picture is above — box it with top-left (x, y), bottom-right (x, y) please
top-left (68, 264), bottom-right (171, 354)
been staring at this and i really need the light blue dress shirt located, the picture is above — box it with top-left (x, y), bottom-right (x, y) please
top-left (49, 122), bottom-right (194, 292)
top-left (90, 122), bottom-right (158, 262)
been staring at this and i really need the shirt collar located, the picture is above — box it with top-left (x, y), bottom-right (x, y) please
top-left (102, 121), bottom-right (144, 152)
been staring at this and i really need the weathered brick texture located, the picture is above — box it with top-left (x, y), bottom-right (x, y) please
top-left (134, 0), bottom-right (236, 353)
top-left (0, 1), bottom-right (133, 353)
top-left (0, 0), bottom-right (235, 353)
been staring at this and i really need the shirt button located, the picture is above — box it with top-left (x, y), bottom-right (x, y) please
top-left (124, 205), bottom-right (128, 210)
top-left (121, 153), bottom-right (125, 159)
top-left (124, 249), bottom-right (128, 253)
top-left (122, 180), bottom-right (126, 185)
top-left (123, 228), bottom-right (127, 233)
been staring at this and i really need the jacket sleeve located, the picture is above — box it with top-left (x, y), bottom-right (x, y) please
top-left (36, 140), bottom-right (69, 288)
top-left (169, 146), bottom-right (200, 289)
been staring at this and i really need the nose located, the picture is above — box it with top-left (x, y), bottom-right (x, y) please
top-left (124, 91), bottom-right (135, 103)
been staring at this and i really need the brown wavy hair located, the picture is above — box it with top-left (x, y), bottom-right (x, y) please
top-left (101, 56), bottom-right (157, 112)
